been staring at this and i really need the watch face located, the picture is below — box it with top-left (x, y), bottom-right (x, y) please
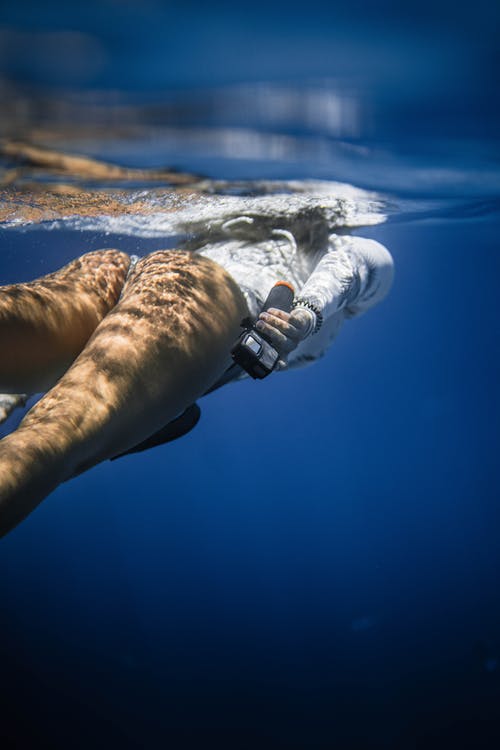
top-left (244, 333), bottom-right (262, 355)
top-left (232, 330), bottom-right (278, 378)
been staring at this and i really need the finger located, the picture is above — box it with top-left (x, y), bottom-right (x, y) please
top-left (270, 308), bottom-right (311, 336)
top-left (269, 308), bottom-right (313, 341)
top-left (254, 320), bottom-right (296, 353)
top-left (258, 311), bottom-right (304, 342)
top-left (265, 307), bottom-right (291, 322)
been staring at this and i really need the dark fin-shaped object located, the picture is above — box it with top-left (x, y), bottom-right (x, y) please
top-left (203, 362), bottom-right (243, 395)
top-left (110, 403), bottom-right (201, 461)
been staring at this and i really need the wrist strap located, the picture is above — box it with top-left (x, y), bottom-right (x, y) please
top-left (292, 297), bottom-right (323, 334)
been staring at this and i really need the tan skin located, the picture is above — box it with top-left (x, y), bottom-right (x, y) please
top-left (0, 246), bottom-right (314, 537)
top-left (256, 307), bottom-right (313, 368)
top-left (0, 142), bottom-right (318, 537)
top-left (0, 250), bottom-right (250, 535)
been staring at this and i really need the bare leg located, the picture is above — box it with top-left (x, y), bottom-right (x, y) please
top-left (1, 139), bottom-right (200, 185)
top-left (0, 249), bottom-right (130, 394)
top-left (0, 250), bottom-right (248, 536)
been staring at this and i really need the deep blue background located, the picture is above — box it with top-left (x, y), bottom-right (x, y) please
top-left (1, 1), bottom-right (499, 748)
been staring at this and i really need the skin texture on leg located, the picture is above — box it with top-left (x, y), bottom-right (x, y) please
top-left (1, 139), bottom-right (200, 186)
top-left (0, 250), bottom-right (248, 537)
top-left (0, 249), bottom-right (131, 394)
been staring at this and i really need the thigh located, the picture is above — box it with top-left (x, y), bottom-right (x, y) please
top-left (0, 249), bottom-right (130, 394)
top-left (56, 249), bottom-right (249, 471)
top-left (0, 250), bottom-right (248, 535)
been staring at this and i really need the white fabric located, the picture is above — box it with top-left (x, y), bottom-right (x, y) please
top-left (0, 393), bottom-right (27, 424)
top-left (198, 232), bottom-right (394, 371)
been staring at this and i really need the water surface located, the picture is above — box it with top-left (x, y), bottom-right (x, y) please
top-left (1, 3), bottom-right (499, 748)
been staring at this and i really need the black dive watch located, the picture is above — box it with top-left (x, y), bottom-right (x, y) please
top-left (231, 281), bottom-right (295, 379)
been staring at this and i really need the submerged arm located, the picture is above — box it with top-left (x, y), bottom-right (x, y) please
top-left (255, 236), bottom-right (394, 363)
top-left (296, 235), bottom-right (395, 322)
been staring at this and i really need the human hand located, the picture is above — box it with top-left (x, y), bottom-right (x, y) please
top-left (255, 306), bottom-right (315, 369)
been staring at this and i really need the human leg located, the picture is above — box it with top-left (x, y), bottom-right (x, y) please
top-left (0, 250), bottom-right (248, 536)
top-left (0, 249), bottom-right (131, 395)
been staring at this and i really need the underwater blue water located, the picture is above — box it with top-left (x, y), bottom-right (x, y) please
top-left (1, 2), bottom-right (500, 748)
